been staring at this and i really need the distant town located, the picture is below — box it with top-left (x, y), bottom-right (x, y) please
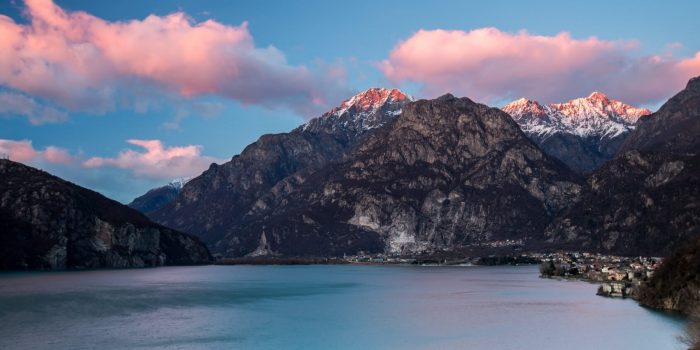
top-left (343, 249), bottom-right (663, 299)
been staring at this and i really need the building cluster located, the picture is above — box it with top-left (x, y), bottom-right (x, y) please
top-left (536, 251), bottom-right (661, 298)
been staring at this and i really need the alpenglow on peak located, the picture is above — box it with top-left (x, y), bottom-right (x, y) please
top-left (329, 88), bottom-right (411, 117)
top-left (301, 88), bottom-right (412, 135)
top-left (503, 92), bottom-right (652, 139)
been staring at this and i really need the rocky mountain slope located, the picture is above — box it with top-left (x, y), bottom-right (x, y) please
top-left (503, 92), bottom-right (651, 173)
top-left (128, 178), bottom-right (189, 214)
top-left (621, 76), bottom-right (700, 154)
top-left (545, 77), bottom-right (700, 256)
top-left (0, 160), bottom-right (211, 270)
top-left (149, 88), bottom-right (411, 245)
top-left (216, 94), bottom-right (582, 257)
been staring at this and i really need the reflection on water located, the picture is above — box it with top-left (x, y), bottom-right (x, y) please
top-left (0, 265), bottom-right (686, 350)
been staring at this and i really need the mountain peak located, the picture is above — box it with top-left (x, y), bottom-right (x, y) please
top-left (331, 88), bottom-right (410, 116)
top-left (502, 97), bottom-right (549, 120)
top-left (552, 92), bottom-right (651, 122)
top-left (299, 88), bottom-right (412, 136)
top-left (587, 91), bottom-right (609, 102)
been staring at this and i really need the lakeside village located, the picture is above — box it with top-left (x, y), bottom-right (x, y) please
top-left (345, 247), bottom-right (662, 299)
top-left (221, 239), bottom-right (662, 298)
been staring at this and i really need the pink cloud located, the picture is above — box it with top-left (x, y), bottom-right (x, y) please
top-left (1, 137), bottom-right (220, 181)
top-left (0, 139), bottom-right (39, 161)
top-left (380, 28), bottom-right (700, 105)
top-left (0, 0), bottom-right (347, 116)
top-left (42, 145), bottom-right (75, 164)
top-left (0, 91), bottom-right (67, 125)
top-left (0, 139), bottom-right (76, 165)
top-left (83, 139), bottom-right (222, 180)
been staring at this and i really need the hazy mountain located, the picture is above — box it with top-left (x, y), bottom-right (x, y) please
top-left (128, 178), bottom-right (190, 214)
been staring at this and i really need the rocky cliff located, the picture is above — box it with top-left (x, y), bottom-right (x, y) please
top-left (217, 94), bottom-right (582, 257)
top-left (0, 160), bottom-right (211, 270)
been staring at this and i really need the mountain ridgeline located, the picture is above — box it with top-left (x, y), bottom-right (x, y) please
top-left (221, 94), bottom-right (582, 257)
top-left (149, 91), bottom-right (583, 257)
top-left (0, 160), bottom-right (211, 270)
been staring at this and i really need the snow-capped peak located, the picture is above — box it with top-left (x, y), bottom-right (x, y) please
top-left (329, 88), bottom-right (411, 117)
top-left (300, 88), bottom-right (413, 136)
top-left (503, 93), bottom-right (652, 139)
top-left (587, 91), bottom-right (609, 102)
top-left (502, 98), bottom-right (549, 118)
top-left (168, 177), bottom-right (191, 190)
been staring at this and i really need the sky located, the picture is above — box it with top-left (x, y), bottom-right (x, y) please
top-left (1, 0), bottom-right (699, 202)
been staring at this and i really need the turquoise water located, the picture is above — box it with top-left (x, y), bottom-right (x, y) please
top-left (0, 265), bottom-right (686, 349)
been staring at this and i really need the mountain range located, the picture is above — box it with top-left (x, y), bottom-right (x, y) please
top-left (136, 90), bottom-right (652, 214)
top-left (124, 78), bottom-right (699, 259)
top-left (213, 93), bottom-right (581, 257)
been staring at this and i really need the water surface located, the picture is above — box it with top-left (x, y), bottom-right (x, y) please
top-left (0, 265), bottom-right (685, 349)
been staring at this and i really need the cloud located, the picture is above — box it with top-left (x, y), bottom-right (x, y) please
top-left (1, 138), bottom-right (221, 202)
top-left (42, 145), bottom-right (75, 164)
top-left (83, 139), bottom-right (222, 180)
top-left (0, 139), bottom-right (39, 161)
top-left (0, 91), bottom-right (68, 124)
top-left (0, 138), bottom-right (77, 163)
top-left (2, 138), bottom-right (219, 181)
top-left (0, 0), bottom-right (348, 117)
top-left (380, 28), bottom-right (700, 105)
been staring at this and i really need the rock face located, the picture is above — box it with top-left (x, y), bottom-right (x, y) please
top-left (217, 94), bottom-right (582, 257)
top-left (128, 178), bottom-right (189, 214)
top-left (638, 235), bottom-right (700, 314)
top-left (0, 160), bottom-right (211, 270)
top-left (546, 76), bottom-right (700, 256)
top-left (503, 92), bottom-right (650, 173)
top-left (149, 88), bottom-right (411, 246)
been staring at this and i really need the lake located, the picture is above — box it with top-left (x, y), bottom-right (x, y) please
top-left (0, 265), bottom-right (686, 349)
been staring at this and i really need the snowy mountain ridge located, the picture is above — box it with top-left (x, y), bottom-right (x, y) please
top-left (503, 92), bottom-right (651, 140)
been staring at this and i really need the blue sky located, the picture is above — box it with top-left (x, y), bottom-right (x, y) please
top-left (1, 0), bottom-right (699, 202)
